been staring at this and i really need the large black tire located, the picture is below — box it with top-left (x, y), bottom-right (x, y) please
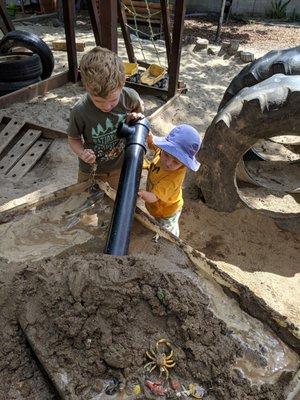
top-left (0, 76), bottom-right (41, 96)
top-left (0, 31), bottom-right (54, 80)
top-left (0, 53), bottom-right (42, 82)
top-left (218, 46), bottom-right (300, 111)
top-left (196, 74), bottom-right (300, 218)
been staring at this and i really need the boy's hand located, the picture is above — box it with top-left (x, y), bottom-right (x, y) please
top-left (126, 112), bottom-right (144, 124)
top-left (138, 190), bottom-right (158, 203)
top-left (79, 149), bottom-right (96, 164)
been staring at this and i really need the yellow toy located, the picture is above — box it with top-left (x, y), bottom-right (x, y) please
top-left (140, 64), bottom-right (168, 88)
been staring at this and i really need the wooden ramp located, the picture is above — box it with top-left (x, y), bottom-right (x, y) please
top-left (0, 115), bottom-right (52, 182)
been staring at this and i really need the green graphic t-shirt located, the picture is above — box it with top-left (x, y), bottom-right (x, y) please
top-left (67, 87), bottom-right (143, 173)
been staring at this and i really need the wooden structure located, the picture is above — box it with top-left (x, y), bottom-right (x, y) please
top-left (0, 0), bottom-right (186, 101)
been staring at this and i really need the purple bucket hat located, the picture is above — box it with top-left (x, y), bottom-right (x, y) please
top-left (153, 124), bottom-right (201, 171)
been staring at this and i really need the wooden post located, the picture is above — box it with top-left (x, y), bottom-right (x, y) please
top-left (117, 0), bottom-right (136, 62)
top-left (62, 0), bottom-right (78, 83)
top-left (167, 0), bottom-right (186, 99)
top-left (160, 0), bottom-right (172, 68)
top-left (0, 0), bottom-right (15, 34)
top-left (215, 0), bottom-right (226, 43)
top-left (98, 0), bottom-right (118, 52)
top-left (87, 0), bottom-right (102, 46)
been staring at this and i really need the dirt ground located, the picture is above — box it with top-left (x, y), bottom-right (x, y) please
top-left (0, 15), bottom-right (299, 399)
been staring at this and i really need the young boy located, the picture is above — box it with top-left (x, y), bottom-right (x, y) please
top-left (67, 46), bottom-right (144, 189)
top-left (138, 125), bottom-right (201, 237)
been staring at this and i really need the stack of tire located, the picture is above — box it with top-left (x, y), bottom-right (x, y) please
top-left (0, 30), bottom-right (54, 96)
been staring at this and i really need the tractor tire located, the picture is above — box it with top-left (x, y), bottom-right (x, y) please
top-left (0, 30), bottom-right (54, 79)
top-left (218, 46), bottom-right (300, 111)
top-left (195, 74), bottom-right (300, 218)
top-left (0, 53), bottom-right (42, 82)
top-left (0, 76), bottom-right (41, 96)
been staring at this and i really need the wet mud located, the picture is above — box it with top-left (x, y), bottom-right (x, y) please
top-left (0, 252), bottom-right (297, 399)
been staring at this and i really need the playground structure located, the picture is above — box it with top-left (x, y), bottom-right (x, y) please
top-left (0, 0), bottom-right (185, 103)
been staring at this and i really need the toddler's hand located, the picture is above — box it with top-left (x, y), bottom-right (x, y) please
top-left (126, 112), bottom-right (144, 124)
top-left (138, 190), bottom-right (157, 203)
top-left (147, 131), bottom-right (154, 146)
top-left (79, 149), bottom-right (96, 164)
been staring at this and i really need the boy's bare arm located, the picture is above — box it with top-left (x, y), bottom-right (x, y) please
top-left (138, 190), bottom-right (158, 203)
top-left (68, 136), bottom-right (96, 164)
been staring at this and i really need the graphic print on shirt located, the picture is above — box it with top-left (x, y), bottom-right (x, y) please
top-left (91, 114), bottom-right (126, 161)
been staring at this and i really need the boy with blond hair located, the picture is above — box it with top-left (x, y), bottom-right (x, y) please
top-left (67, 46), bottom-right (144, 188)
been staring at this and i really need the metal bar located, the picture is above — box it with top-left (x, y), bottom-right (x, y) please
top-left (98, 0), bottom-right (118, 52)
top-left (117, 0), bottom-right (136, 62)
top-left (87, 0), bottom-right (102, 46)
top-left (62, 0), bottom-right (78, 83)
top-left (167, 0), bottom-right (186, 99)
top-left (160, 0), bottom-right (172, 67)
top-left (0, 0), bottom-right (14, 33)
top-left (0, 71), bottom-right (70, 108)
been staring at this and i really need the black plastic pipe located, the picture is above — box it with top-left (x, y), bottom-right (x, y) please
top-left (104, 117), bottom-right (150, 256)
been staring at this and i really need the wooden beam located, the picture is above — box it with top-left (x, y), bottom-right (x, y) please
top-left (125, 81), bottom-right (168, 100)
top-left (148, 90), bottom-right (183, 122)
top-left (0, 71), bottom-right (70, 108)
top-left (98, 0), bottom-right (118, 52)
top-left (167, 0), bottom-right (186, 99)
top-left (118, 0), bottom-right (136, 63)
top-left (62, 0), bottom-right (78, 83)
top-left (0, 0), bottom-right (14, 33)
top-left (160, 0), bottom-right (172, 67)
top-left (0, 181), bottom-right (90, 223)
top-left (87, 0), bottom-right (102, 46)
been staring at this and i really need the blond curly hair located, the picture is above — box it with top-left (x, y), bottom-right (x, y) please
top-left (80, 47), bottom-right (125, 98)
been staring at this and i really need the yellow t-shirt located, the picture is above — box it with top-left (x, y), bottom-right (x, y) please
top-left (144, 149), bottom-right (186, 218)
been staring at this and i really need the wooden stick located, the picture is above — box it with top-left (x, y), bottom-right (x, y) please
top-left (0, 181), bottom-right (90, 223)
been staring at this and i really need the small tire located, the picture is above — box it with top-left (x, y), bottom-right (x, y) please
top-left (0, 76), bottom-right (41, 96)
top-left (0, 30), bottom-right (54, 79)
top-left (0, 53), bottom-right (42, 82)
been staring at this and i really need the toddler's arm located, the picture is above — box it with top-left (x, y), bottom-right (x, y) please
top-left (138, 190), bottom-right (157, 203)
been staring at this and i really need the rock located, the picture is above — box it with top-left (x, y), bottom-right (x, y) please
top-left (240, 51), bottom-right (255, 63)
top-left (194, 37), bottom-right (209, 51)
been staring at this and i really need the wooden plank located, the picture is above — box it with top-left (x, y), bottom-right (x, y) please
top-left (25, 122), bottom-right (67, 139)
top-left (168, 0), bottom-right (186, 99)
top-left (118, 0), bottom-right (136, 63)
top-left (160, 0), bottom-right (172, 65)
top-left (122, 0), bottom-right (162, 10)
top-left (87, 0), bottom-right (102, 46)
top-left (0, 129), bottom-right (41, 175)
top-left (0, 181), bottom-right (90, 223)
top-left (52, 40), bottom-right (85, 52)
top-left (98, 0), bottom-right (118, 52)
top-left (0, 71), bottom-right (70, 108)
top-left (62, 0), bottom-right (78, 83)
top-left (148, 90), bottom-right (183, 122)
top-left (6, 139), bottom-right (51, 181)
top-left (0, 118), bottom-right (25, 155)
top-left (0, 0), bottom-right (14, 33)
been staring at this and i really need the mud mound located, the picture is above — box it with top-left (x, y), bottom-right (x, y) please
top-left (0, 253), bottom-right (291, 399)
